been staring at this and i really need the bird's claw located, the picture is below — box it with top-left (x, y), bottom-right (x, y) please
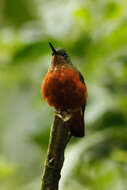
top-left (55, 110), bottom-right (72, 122)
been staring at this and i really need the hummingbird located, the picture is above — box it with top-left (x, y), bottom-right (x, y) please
top-left (41, 42), bottom-right (88, 137)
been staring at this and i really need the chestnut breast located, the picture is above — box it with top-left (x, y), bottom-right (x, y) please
top-left (41, 68), bottom-right (87, 111)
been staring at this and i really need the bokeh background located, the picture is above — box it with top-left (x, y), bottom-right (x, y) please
top-left (0, 0), bottom-right (127, 190)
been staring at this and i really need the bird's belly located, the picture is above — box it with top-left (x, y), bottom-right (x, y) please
top-left (42, 68), bottom-right (87, 111)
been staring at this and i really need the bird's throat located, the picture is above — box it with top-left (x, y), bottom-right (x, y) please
top-left (49, 55), bottom-right (72, 71)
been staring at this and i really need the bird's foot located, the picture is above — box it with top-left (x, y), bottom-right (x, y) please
top-left (55, 110), bottom-right (72, 122)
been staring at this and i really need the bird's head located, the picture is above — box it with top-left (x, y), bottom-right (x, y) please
top-left (49, 42), bottom-right (71, 66)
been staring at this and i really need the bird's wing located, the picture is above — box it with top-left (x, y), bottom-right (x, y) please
top-left (77, 70), bottom-right (87, 135)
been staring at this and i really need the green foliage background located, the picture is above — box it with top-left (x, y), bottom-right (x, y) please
top-left (0, 0), bottom-right (127, 190)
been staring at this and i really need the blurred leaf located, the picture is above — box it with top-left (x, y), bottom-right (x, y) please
top-left (111, 149), bottom-right (127, 163)
top-left (74, 8), bottom-right (90, 21)
top-left (12, 41), bottom-right (50, 62)
top-left (3, 0), bottom-right (36, 27)
top-left (0, 156), bottom-right (17, 179)
top-left (104, 2), bottom-right (122, 19)
top-left (94, 110), bottom-right (127, 130)
top-left (31, 129), bottom-right (50, 150)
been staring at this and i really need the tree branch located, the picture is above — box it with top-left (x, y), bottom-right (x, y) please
top-left (41, 114), bottom-right (72, 190)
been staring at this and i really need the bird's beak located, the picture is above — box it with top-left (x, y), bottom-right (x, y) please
top-left (49, 42), bottom-right (57, 55)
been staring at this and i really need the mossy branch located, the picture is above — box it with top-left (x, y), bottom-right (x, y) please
top-left (41, 114), bottom-right (72, 190)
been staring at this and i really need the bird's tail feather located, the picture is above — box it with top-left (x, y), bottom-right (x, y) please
top-left (70, 110), bottom-right (84, 137)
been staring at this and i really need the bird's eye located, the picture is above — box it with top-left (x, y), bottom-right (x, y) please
top-left (63, 53), bottom-right (67, 59)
